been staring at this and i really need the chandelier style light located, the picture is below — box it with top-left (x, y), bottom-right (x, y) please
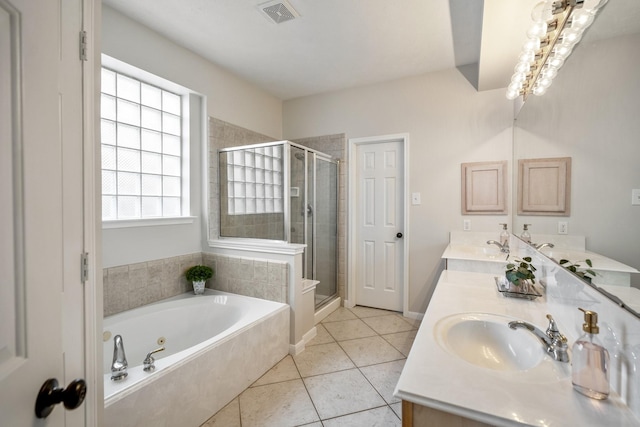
top-left (506, 0), bottom-right (608, 100)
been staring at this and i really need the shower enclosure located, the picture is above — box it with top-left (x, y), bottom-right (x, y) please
top-left (218, 141), bottom-right (338, 309)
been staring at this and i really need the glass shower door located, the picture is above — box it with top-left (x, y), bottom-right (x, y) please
top-left (314, 157), bottom-right (338, 308)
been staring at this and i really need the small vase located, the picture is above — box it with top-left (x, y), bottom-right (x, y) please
top-left (508, 279), bottom-right (531, 294)
top-left (192, 280), bottom-right (205, 295)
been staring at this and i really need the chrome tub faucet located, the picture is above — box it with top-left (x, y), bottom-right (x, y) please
top-left (110, 334), bottom-right (128, 381)
top-left (508, 314), bottom-right (569, 363)
top-left (143, 347), bottom-right (165, 372)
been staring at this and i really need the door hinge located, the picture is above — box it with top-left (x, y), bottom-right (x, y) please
top-left (81, 252), bottom-right (89, 284)
top-left (79, 30), bottom-right (88, 61)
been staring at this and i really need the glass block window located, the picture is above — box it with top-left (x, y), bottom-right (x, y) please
top-left (226, 145), bottom-right (284, 215)
top-left (101, 67), bottom-right (183, 220)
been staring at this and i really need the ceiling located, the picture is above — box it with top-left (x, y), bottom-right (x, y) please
top-left (102, 0), bottom-right (635, 101)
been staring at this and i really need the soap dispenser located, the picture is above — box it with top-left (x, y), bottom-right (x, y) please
top-left (499, 223), bottom-right (509, 247)
top-left (571, 308), bottom-right (610, 400)
top-left (521, 224), bottom-right (531, 243)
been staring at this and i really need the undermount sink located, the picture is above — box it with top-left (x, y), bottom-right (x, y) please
top-left (434, 313), bottom-right (544, 372)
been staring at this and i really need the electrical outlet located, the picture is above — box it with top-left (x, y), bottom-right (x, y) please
top-left (411, 192), bottom-right (421, 205)
top-left (463, 219), bottom-right (471, 231)
top-left (558, 221), bottom-right (568, 235)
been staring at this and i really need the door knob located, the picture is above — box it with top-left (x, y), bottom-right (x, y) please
top-left (396, 232), bottom-right (403, 238)
top-left (35, 378), bottom-right (87, 419)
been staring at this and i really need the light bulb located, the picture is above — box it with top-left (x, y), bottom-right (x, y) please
top-left (527, 22), bottom-right (548, 38)
top-left (537, 76), bottom-right (553, 88)
top-left (540, 66), bottom-right (558, 79)
top-left (559, 28), bottom-right (583, 47)
top-left (506, 88), bottom-right (520, 100)
top-left (519, 50), bottom-right (535, 63)
top-left (552, 44), bottom-right (573, 59)
top-left (511, 72), bottom-right (527, 84)
top-left (514, 61), bottom-right (530, 74)
top-left (568, 10), bottom-right (594, 30)
top-left (547, 55), bottom-right (565, 68)
top-left (523, 37), bottom-right (542, 54)
top-left (532, 84), bottom-right (548, 96)
top-left (531, 1), bottom-right (554, 22)
top-left (583, 0), bottom-right (608, 13)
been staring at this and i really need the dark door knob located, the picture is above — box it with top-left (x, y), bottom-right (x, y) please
top-left (396, 232), bottom-right (403, 238)
top-left (35, 378), bottom-right (87, 419)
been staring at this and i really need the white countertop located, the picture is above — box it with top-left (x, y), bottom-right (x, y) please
top-left (394, 270), bottom-right (640, 426)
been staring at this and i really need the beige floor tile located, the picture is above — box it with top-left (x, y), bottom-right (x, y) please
top-left (349, 305), bottom-right (398, 318)
top-left (362, 314), bottom-right (415, 335)
top-left (402, 316), bottom-right (422, 329)
top-left (381, 330), bottom-right (418, 356)
top-left (322, 405), bottom-right (401, 427)
top-left (252, 355), bottom-right (300, 387)
top-left (200, 398), bottom-right (240, 427)
top-left (338, 336), bottom-right (405, 367)
top-left (390, 402), bottom-right (402, 419)
top-left (239, 379), bottom-right (319, 427)
top-left (307, 323), bottom-right (335, 346)
top-left (322, 307), bottom-right (358, 322)
top-left (323, 318), bottom-right (377, 342)
top-left (293, 342), bottom-right (355, 377)
top-left (304, 369), bottom-right (386, 420)
top-left (360, 359), bottom-right (406, 403)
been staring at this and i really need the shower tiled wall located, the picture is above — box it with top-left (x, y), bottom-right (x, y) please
top-left (103, 251), bottom-right (289, 316)
top-left (209, 117), bottom-right (278, 240)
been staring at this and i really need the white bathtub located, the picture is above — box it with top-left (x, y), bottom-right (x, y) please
top-left (103, 289), bottom-right (289, 427)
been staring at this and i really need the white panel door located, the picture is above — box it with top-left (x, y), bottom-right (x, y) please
top-left (0, 0), bottom-right (87, 425)
top-left (355, 141), bottom-right (404, 311)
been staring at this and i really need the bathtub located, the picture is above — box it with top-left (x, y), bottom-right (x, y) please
top-left (103, 289), bottom-right (289, 427)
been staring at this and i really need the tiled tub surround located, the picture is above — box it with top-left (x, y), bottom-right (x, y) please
top-left (103, 252), bottom-right (203, 316)
top-left (103, 252), bottom-right (289, 316)
top-left (104, 290), bottom-right (289, 427)
top-left (202, 252), bottom-right (289, 304)
top-left (398, 235), bottom-right (640, 424)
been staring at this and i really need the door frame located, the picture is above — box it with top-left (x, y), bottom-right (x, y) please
top-left (82, 0), bottom-right (102, 425)
top-left (347, 134), bottom-right (410, 315)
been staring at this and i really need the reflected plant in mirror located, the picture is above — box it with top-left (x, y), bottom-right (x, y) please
top-left (559, 258), bottom-right (596, 282)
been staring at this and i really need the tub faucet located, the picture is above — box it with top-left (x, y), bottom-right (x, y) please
top-left (508, 314), bottom-right (569, 363)
top-left (143, 347), bottom-right (165, 372)
top-left (110, 334), bottom-right (128, 381)
top-left (486, 240), bottom-right (509, 253)
top-left (534, 242), bottom-right (555, 250)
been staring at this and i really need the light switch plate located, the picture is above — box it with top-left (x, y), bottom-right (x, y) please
top-left (411, 192), bottom-right (421, 205)
top-left (632, 189), bottom-right (640, 206)
top-left (463, 219), bottom-right (471, 231)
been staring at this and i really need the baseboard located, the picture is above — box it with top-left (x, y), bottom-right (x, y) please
top-left (289, 326), bottom-right (317, 356)
top-left (314, 297), bottom-right (341, 324)
top-left (403, 310), bottom-right (425, 321)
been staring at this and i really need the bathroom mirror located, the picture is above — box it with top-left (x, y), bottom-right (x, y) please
top-left (513, 0), bottom-right (640, 315)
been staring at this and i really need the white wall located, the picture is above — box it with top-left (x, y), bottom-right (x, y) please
top-left (283, 69), bottom-right (514, 312)
top-left (101, 6), bottom-right (283, 268)
top-left (514, 33), bottom-right (640, 287)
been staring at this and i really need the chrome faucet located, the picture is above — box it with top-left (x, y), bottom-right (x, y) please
top-left (534, 242), bottom-right (555, 250)
top-left (143, 347), bottom-right (165, 372)
top-left (110, 334), bottom-right (128, 381)
top-left (487, 240), bottom-right (509, 253)
top-left (508, 314), bottom-right (569, 363)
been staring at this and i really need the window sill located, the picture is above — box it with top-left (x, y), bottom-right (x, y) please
top-left (102, 216), bottom-right (197, 229)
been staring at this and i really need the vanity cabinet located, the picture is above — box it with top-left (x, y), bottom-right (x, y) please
top-left (402, 401), bottom-right (492, 427)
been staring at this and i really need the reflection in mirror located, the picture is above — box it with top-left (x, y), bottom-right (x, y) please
top-left (513, 0), bottom-right (640, 316)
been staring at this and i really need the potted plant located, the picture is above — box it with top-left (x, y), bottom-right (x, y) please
top-left (559, 258), bottom-right (596, 283)
top-left (185, 265), bottom-right (213, 295)
top-left (505, 256), bottom-right (537, 293)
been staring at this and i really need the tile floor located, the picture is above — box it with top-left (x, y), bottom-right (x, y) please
top-left (201, 305), bottom-right (420, 427)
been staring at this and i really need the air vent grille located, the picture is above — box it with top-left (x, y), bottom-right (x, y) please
top-left (259, 0), bottom-right (300, 24)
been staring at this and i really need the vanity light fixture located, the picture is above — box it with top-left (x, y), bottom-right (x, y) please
top-left (506, 0), bottom-right (608, 100)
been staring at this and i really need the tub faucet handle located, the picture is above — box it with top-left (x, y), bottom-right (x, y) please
top-left (110, 335), bottom-right (128, 381)
top-left (143, 346), bottom-right (165, 372)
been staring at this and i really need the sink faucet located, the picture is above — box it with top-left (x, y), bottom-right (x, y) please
top-left (487, 240), bottom-right (509, 253)
top-left (110, 334), bottom-right (128, 381)
top-left (534, 242), bottom-right (555, 250)
top-left (508, 314), bottom-right (569, 363)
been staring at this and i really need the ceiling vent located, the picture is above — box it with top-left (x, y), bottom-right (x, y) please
top-left (259, 0), bottom-right (300, 24)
